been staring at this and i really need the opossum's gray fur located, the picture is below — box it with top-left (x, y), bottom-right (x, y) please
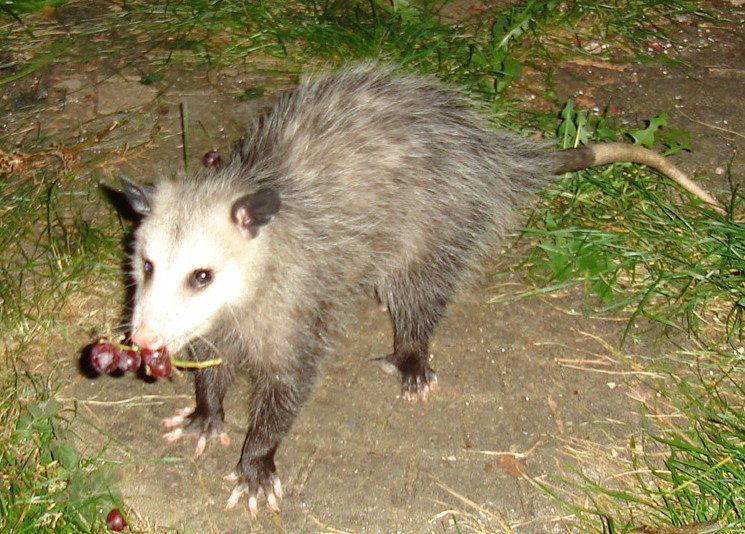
top-left (122, 64), bottom-right (721, 515)
top-left (233, 64), bottom-right (558, 294)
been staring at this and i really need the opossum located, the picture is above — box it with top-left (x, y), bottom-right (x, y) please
top-left (120, 65), bottom-right (723, 517)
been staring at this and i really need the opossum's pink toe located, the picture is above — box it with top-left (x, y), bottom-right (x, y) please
top-left (247, 496), bottom-right (259, 518)
top-left (266, 491), bottom-right (281, 513)
top-left (195, 436), bottom-right (207, 456)
top-left (162, 406), bottom-right (194, 429)
top-left (163, 428), bottom-right (184, 442)
top-left (273, 477), bottom-right (284, 500)
top-left (223, 470), bottom-right (283, 517)
top-left (425, 374), bottom-right (439, 396)
top-left (162, 416), bottom-right (184, 429)
top-left (225, 485), bottom-right (246, 510)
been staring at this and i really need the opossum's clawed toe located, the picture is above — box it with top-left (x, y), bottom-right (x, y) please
top-left (162, 406), bottom-right (194, 431)
top-left (401, 365), bottom-right (438, 402)
top-left (162, 405), bottom-right (229, 456)
top-left (371, 351), bottom-right (439, 402)
top-left (224, 462), bottom-right (283, 517)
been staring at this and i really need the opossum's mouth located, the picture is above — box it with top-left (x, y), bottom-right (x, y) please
top-left (130, 325), bottom-right (189, 357)
top-left (170, 331), bottom-right (216, 359)
top-left (163, 337), bottom-right (189, 357)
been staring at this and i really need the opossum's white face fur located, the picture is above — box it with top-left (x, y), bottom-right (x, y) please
top-left (121, 177), bottom-right (280, 355)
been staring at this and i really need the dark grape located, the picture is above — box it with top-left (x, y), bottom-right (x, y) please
top-left (140, 348), bottom-right (156, 367)
top-left (106, 508), bottom-right (126, 531)
top-left (117, 349), bottom-right (141, 373)
top-left (90, 340), bottom-right (121, 374)
top-left (202, 150), bottom-right (221, 168)
top-left (141, 348), bottom-right (172, 378)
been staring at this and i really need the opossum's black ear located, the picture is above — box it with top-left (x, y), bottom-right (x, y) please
top-left (231, 187), bottom-right (281, 239)
top-left (120, 176), bottom-right (155, 216)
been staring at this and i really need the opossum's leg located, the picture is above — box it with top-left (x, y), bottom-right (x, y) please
top-left (372, 266), bottom-right (453, 402)
top-left (225, 365), bottom-right (316, 517)
top-left (163, 364), bottom-right (234, 456)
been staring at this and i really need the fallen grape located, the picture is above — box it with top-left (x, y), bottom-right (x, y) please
top-left (106, 508), bottom-right (126, 531)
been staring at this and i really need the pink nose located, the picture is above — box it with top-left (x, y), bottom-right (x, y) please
top-left (131, 325), bottom-right (164, 351)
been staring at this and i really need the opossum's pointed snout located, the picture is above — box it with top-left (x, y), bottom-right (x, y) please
top-left (131, 325), bottom-right (165, 352)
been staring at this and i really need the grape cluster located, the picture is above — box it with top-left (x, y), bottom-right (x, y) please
top-left (89, 338), bottom-right (172, 378)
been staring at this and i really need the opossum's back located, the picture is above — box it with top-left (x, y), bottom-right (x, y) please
top-left (244, 67), bottom-right (553, 201)
top-left (242, 66), bottom-right (556, 256)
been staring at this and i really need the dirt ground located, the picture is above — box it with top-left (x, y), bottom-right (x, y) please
top-left (4, 3), bottom-right (744, 533)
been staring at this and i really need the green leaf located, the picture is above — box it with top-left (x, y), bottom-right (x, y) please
top-left (658, 128), bottom-right (693, 155)
top-left (627, 113), bottom-right (668, 148)
top-left (27, 399), bottom-right (61, 420)
top-left (49, 439), bottom-right (79, 470)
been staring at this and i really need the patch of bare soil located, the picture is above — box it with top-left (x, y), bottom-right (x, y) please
top-left (5, 3), bottom-right (743, 533)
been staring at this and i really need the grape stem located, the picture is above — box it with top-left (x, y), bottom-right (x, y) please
top-left (171, 358), bottom-right (223, 369)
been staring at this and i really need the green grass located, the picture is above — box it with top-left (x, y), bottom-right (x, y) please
top-left (506, 101), bottom-right (745, 530)
top-left (530, 347), bottom-right (745, 533)
top-left (0, 155), bottom-right (125, 530)
top-left (507, 101), bottom-right (745, 345)
top-left (0, 356), bottom-right (121, 532)
top-left (1, 0), bottom-right (742, 532)
top-left (0, 162), bottom-right (122, 341)
top-left (1, 0), bottom-right (712, 100)
top-left (1, 0), bottom-right (66, 15)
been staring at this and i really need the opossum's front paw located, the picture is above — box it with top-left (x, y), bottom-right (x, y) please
top-left (162, 406), bottom-right (230, 456)
top-left (371, 351), bottom-right (438, 402)
top-left (224, 460), bottom-right (283, 518)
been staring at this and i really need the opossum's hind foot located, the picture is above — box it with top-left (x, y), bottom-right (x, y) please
top-left (371, 351), bottom-right (438, 402)
top-left (162, 406), bottom-right (230, 456)
top-left (224, 464), bottom-right (283, 518)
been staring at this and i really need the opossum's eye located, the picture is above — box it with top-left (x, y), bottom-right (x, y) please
top-left (143, 260), bottom-right (154, 280)
top-left (189, 269), bottom-right (214, 290)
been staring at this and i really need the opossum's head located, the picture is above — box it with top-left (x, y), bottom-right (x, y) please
top-left (120, 176), bottom-right (281, 354)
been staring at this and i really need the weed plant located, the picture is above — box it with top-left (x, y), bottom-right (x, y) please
top-left (1, 0), bottom-right (710, 98)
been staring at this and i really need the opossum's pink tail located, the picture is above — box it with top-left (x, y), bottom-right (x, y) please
top-left (553, 143), bottom-right (726, 215)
